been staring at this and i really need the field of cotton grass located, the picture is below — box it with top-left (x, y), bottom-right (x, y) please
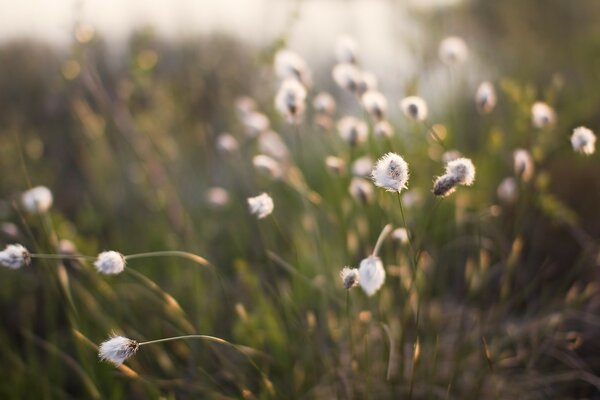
top-left (2, 2), bottom-right (600, 399)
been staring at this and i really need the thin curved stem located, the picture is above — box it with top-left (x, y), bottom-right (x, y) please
top-left (139, 334), bottom-right (228, 347)
top-left (30, 254), bottom-right (95, 261)
top-left (372, 224), bottom-right (393, 257)
top-left (124, 251), bottom-right (210, 267)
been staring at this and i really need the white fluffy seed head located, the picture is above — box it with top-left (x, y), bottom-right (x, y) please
top-left (351, 156), bottom-right (374, 177)
top-left (371, 152), bottom-right (410, 193)
top-left (94, 251), bottom-right (126, 275)
top-left (340, 266), bottom-right (360, 289)
top-left (274, 49), bottom-right (311, 86)
top-left (374, 120), bottom-right (394, 139)
top-left (361, 90), bottom-right (388, 120)
top-left (335, 35), bottom-right (359, 64)
top-left (439, 36), bottom-right (468, 65)
top-left (312, 92), bottom-right (336, 115)
top-left (242, 112), bottom-right (270, 138)
top-left (432, 174), bottom-right (459, 197)
top-left (391, 228), bottom-right (409, 245)
top-left (337, 116), bottom-right (368, 146)
top-left (253, 155), bottom-right (283, 179)
top-left (357, 71), bottom-right (378, 95)
top-left (216, 133), bottom-right (239, 154)
top-left (445, 157), bottom-right (475, 186)
top-left (513, 149), bottom-right (534, 182)
top-left (400, 96), bottom-right (428, 121)
top-left (475, 81), bottom-right (497, 114)
top-left (0, 244), bottom-right (30, 269)
top-left (258, 131), bottom-right (289, 161)
top-left (571, 126), bottom-right (596, 155)
top-left (99, 336), bottom-right (139, 366)
top-left (532, 102), bottom-right (556, 129)
top-left (349, 177), bottom-right (374, 204)
top-left (497, 177), bottom-right (518, 204)
top-left (332, 63), bottom-right (362, 93)
top-left (325, 156), bottom-right (346, 176)
top-left (358, 256), bottom-right (385, 296)
top-left (247, 193), bottom-right (274, 219)
top-left (206, 187), bottom-right (230, 208)
top-left (21, 186), bottom-right (53, 214)
top-left (275, 79), bottom-right (307, 124)
top-left (235, 96), bottom-right (257, 117)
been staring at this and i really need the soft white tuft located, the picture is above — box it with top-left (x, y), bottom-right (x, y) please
top-left (337, 116), bottom-right (368, 146)
top-left (513, 149), bottom-right (534, 182)
top-left (275, 79), bottom-right (307, 124)
top-left (571, 126), bottom-right (596, 155)
top-left (531, 102), bottom-right (556, 129)
top-left (340, 267), bottom-right (360, 289)
top-left (445, 157), bottom-right (476, 186)
top-left (497, 177), bottom-right (518, 204)
top-left (371, 153), bottom-right (410, 192)
top-left (335, 35), bottom-right (359, 64)
top-left (247, 193), bottom-right (274, 219)
top-left (475, 81), bottom-right (497, 114)
top-left (0, 244), bottom-right (30, 269)
top-left (332, 63), bottom-right (362, 93)
top-left (439, 36), bottom-right (469, 65)
top-left (274, 49), bottom-right (311, 86)
top-left (361, 90), bottom-right (388, 120)
top-left (312, 92), bottom-right (336, 115)
top-left (94, 251), bottom-right (126, 275)
top-left (349, 177), bottom-right (374, 204)
top-left (400, 96), bottom-right (428, 121)
top-left (21, 186), bottom-right (53, 214)
top-left (358, 256), bottom-right (386, 296)
top-left (98, 336), bottom-right (139, 366)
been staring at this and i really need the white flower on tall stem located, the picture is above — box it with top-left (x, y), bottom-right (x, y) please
top-left (475, 81), bottom-right (497, 114)
top-left (361, 90), bottom-right (388, 121)
top-left (351, 156), bottom-right (373, 177)
top-left (275, 79), bottom-right (307, 124)
top-left (374, 120), bottom-right (394, 139)
top-left (570, 126), bottom-right (596, 155)
top-left (0, 244), bottom-right (30, 269)
top-left (99, 336), bottom-right (139, 366)
top-left (332, 63), bottom-right (362, 93)
top-left (247, 193), bottom-right (274, 219)
top-left (312, 92), bottom-right (336, 115)
top-left (439, 36), bottom-right (468, 66)
top-left (358, 224), bottom-right (392, 296)
top-left (445, 157), bottom-right (476, 186)
top-left (400, 96), bottom-right (428, 121)
top-left (337, 116), bottom-right (368, 146)
top-left (325, 156), bottom-right (346, 176)
top-left (357, 71), bottom-right (378, 95)
top-left (371, 153), bottom-right (410, 193)
top-left (340, 267), bottom-right (359, 289)
top-left (216, 133), bottom-right (238, 154)
top-left (94, 251), bottom-right (126, 275)
top-left (206, 187), bottom-right (230, 208)
top-left (497, 177), bottom-right (518, 204)
top-left (274, 49), bottom-right (311, 86)
top-left (21, 186), bottom-right (53, 214)
top-left (513, 149), bottom-right (534, 182)
top-left (335, 35), bottom-right (359, 64)
top-left (531, 102), bottom-right (556, 129)
top-left (242, 112), bottom-right (270, 138)
top-left (349, 177), bottom-right (374, 204)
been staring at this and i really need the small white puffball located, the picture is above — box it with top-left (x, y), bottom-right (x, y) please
top-left (391, 228), bottom-right (409, 245)
top-left (206, 187), bottom-right (230, 208)
top-left (216, 133), bottom-right (239, 154)
top-left (98, 336), bottom-right (139, 366)
top-left (445, 157), bottom-right (476, 186)
top-left (361, 90), bottom-right (388, 120)
top-left (242, 112), bottom-right (270, 138)
top-left (258, 130), bottom-right (289, 161)
top-left (21, 186), bottom-right (53, 214)
top-left (253, 154), bottom-right (283, 179)
top-left (313, 92), bottom-right (336, 115)
top-left (94, 251), bottom-right (126, 275)
top-left (371, 152), bottom-right (410, 192)
top-left (432, 174), bottom-right (459, 197)
top-left (357, 71), bottom-right (378, 95)
top-left (475, 81), bottom-right (497, 114)
top-left (235, 96), bottom-right (257, 117)
top-left (335, 35), bottom-right (359, 64)
top-left (439, 36), bottom-right (468, 65)
top-left (358, 255), bottom-right (385, 296)
top-left (340, 266), bottom-right (360, 289)
top-left (497, 177), bottom-right (518, 204)
top-left (332, 62), bottom-right (362, 93)
top-left (374, 120), bottom-right (394, 139)
top-left (0, 244), bottom-right (30, 269)
top-left (349, 177), bottom-right (374, 204)
top-left (400, 96), bottom-right (428, 121)
top-left (247, 193), bottom-right (274, 219)
top-left (571, 126), bottom-right (596, 155)
top-left (275, 79), bottom-right (307, 124)
top-left (337, 116), bottom-right (368, 146)
top-left (351, 156), bottom-right (374, 177)
top-left (531, 102), bottom-right (556, 129)
top-left (513, 149), bottom-right (534, 182)
top-left (325, 156), bottom-right (346, 176)
top-left (274, 49), bottom-right (312, 86)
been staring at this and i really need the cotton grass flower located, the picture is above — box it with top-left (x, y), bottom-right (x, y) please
top-left (242, 112), bottom-right (270, 138)
top-left (274, 49), bottom-right (311, 86)
top-left (400, 96), bottom-right (428, 121)
top-left (357, 71), bottom-right (378, 95)
top-left (253, 155), bottom-right (283, 179)
top-left (312, 92), bottom-right (336, 115)
top-left (371, 152), bottom-right (409, 193)
top-left (325, 156), bottom-right (346, 175)
top-left (21, 186), bottom-right (53, 214)
top-left (337, 116), bottom-right (368, 146)
top-left (235, 96), bottom-right (257, 116)
top-left (340, 267), bottom-right (359, 289)
top-left (475, 81), bottom-right (497, 114)
top-left (247, 193), bottom-right (274, 219)
top-left (206, 187), bottom-right (230, 208)
top-left (332, 63), bottom-right (362, 93)
top-left (349, 177), bottom-right (374, 204)
top-left (275, 79), bottom-right (307, 124)
top-left (432, 174), bottom-right (459, 197)
top-left (570, 126), bottom-right (596, 155)
top-left (439, 36), bottom-right (468, 65)
top-left (99, 336), bottom-right (139, 366)
top-left (497, 177), bottom-right (518, 204)
top-left (445, 157), bottom-right (475, 186)
top-left (94, 251), bottom-right (126, 275)
top-left (351, 156), bottom-right (373, 177)
top-left (392, 228), bottom-right (409, 245)
top-left (531, 102), bottom-right (556, 129)
top-left (513, 149), bottom-right (534, 181)
top-left (0, 244), bottom-right (30, 269)
top-left (374, 120), bottom-right (394, 139)
top-left (335, 35), bottom-right (359, 64)
top-left (361, 90), bottom-right (388, 120)
top-left (216, 133), bottom-right (239, 154)
top-left (358, 256), bottom-right (385, 296)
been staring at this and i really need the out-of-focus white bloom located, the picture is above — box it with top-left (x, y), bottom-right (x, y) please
top-left (361, 90), bottom-right (388, 120)
top-left (0, 244), bottom-right (30, 269)
top-left (99, 336), bottom-right (139, 366)
top-left (94, 251), bottom-right (126, 275)
top-left (445, 157), bottom-right (475, 186)
top-left (442, 150), bottom-right (462, 163)
top-left (253, 154), bottom-right (283, 179)
top-left (242, 112), bottom-right (270, 138)
top-left (349, 177), bottom-right (374, 204)
top-left (357, 71), bottom-right (378, 95)
top-left (475, 81), bottom-right (497, 114)
top-left (275, 79), bottom-right (307, 124)
top-left (374, 120), bottom-right (394, 139)
top-left (274, 49), bottom-right (311, 86)
top-left (570, 126), bottom-right (596, 155)
top-left (235, 96), bottom-right (257, 117)
top-left (335, 35), bottom-right (359, 64)
top-left (216, 133), bottom-right (239, 154)
top-left (258, 131), bottom-right (289, 161)
top-left (351, 156), bottom-right (373, 177)
top-left (391, 228), bottom-right (409, 245)
top-left (432, 174), bottom-right (459, 197)
top-left (206, 187), bottom-right (230, 208)
top-left (325, 156), bottom-right (346, 175)
top-left (21, 186), bottom-right (53, 214)
top-left (313, 92), bottom-right (336, 115)
top-left (371, 152), bottom-right (410, 192)
top-left (497, 177), bottom-right (518, 204)
top-left (58, 239), bottom-right (77, 255)
top-left (439, 36), bottom-right (468, 65)
top-left (358, 255), bottom-right (385, 296)
top-left (247, 193), bottom-right (274, 219)
top-left (532, 102), bottom-right (556, 129)
top-left (400, 96), bottom-right (428, 121)
top-left (340, 266), bottom-right (359, 289)
top-left (332, 63), bottom-right (362, 93)
top-left (513, 149), bottom-right (534, 182)
top-left (337, 116), bottom-right (368, 146)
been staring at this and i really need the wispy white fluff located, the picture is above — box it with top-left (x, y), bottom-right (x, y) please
top-left (532, 102), bottom-right (556, 129)
top-left (0, 244), bottom-right (30, 269)
top-left (475, 81), bottom-right (497, 114)
top-left (497, 177), bottom-right (518, 204)
top-left (349, 177), bottom-right (374, 204)
top-left (325, 156), bottom-right (346, 175)
top-left (216, 133), bottom-right (239, 154)
top-left (275, 79), bottom-right (307, 124)
top-left (99, 336), bottom-right (139, 366)
top-left (94, 251), bottom-right (126, 275)
top-left (357, 70), bottom-right (378, 95)
top-left (335, 35), bottom-right (359, 64)
top-left (274, 49), bottom-right (311, 86)
top-left (206, 187), bottom-right (230, 208)
top-left (571, 126), bottom-right (596, 155)
top-left (258, 131), bottom-right (289, 161)
top-left (312, 92), bottom-right (336, 115)
top-left (371, 153), bottom-right (410, 192)
top-left (247, 193), bottom-right (274, 219)
top-left (340, 266), bottom-right (360, 289)
top-left (445, 157), bottom-right (475, 185)
top-left (21, 186), bottom-right (53, 214)
top-left (361, 90), bottom-right (388, 120)
top-left (242, 112), bottom-right (270, 138)
top-left (332, 63), bottom-right (362, 93)
top-left (513, 149), bottom-right (534, 181)
top-left (358, 256), bottom-right (385, 296)
top-left (337, 116), bottom-right (368, 146)
top-left (391, 228), bottom-right (409, 245)
top-left (439, 36), bottom-right (468, 65)
top-left (374, 120), bottom-right (394, 139)
top-left (253, 155), bottom-right (283, 179)
top-left (400, 96), bottom-right (428, 121)
top-left (351, 156), bottom-right (373, 177)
